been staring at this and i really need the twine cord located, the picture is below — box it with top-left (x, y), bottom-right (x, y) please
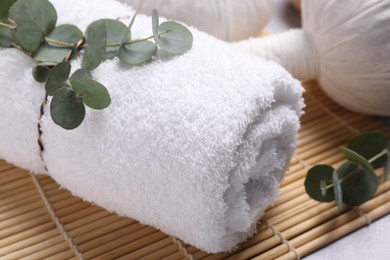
top-left (30, 173), bottom-right (84, 259)
top-left (171, 236), bottom-right (194, 260)
top-left (262, 220), bottom-right (301, 260)
top-left (36, 38), bottom-right (86, 170)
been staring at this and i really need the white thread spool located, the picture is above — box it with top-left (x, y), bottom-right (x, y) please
top-left (119, 0), bottom-right (272, 41)
top-left (235, 0), bottom-right (390, 116)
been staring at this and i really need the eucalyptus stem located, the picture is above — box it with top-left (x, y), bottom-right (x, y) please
top-left (44, 37), bottom-right (75, 48)
top-left (0, 21), bottom-right (16, 29)
top-left (325, 166), bottom-right (361, 189)
top-left (368, 148), bottom-right (388, 163)
top-left (106, 30), bottom-right (170, 47)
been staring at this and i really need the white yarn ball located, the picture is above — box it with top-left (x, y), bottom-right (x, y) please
top-left (119, 0), bottom-right (272, 41)
top-left (235, 0), bottom-right (390, 116)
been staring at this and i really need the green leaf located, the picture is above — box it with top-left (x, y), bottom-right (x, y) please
top-left (82, 19), bottom-right (107, 70)
top-left (119, 41), bottom-right (157, 65)
top-left (9, 0), bottom-right (57, 53)
top-left (341, 146), bottom-right (375, 174)
top-left (46, 24), bottom-right (83, 47)
top-left (340, 167), bottom-right (378, 206)
top-left (332, 170), bottom-right (343, 208)
top-left (0, 26), bottom-right (12, 47)
top-left (32, 65), bottom-right (49, 83)
top-left (152, 9), bottom-right (159, 43)
top-left (50, 87), bottom-right (85, 130)
top-left (347, 132), bottom-right (389, 168)
top-left (305, 165), bottom-right (335, 202)
top-left (33, 44), bottom-right (70, 63)
top-left (71, 79), bottom-right (111, 110)
top-left (384, 148), bottom-right (390, 181)
top-left (69, 69), bottom-right (92, 82)
top-left (104, 19), bottom-right (127, 60)
top-left (157, 21), bottom-right (193, 54)
top-left (45, 62), bottom-right (71, 96)
top-left (0, 0), bottom-right (17, 19)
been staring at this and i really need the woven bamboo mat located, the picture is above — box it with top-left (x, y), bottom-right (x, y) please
top-left (1, 81), bottom-right (390, 260)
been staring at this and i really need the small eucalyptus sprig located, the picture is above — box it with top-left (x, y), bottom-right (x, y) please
top-left (305, 132), bottom-right (390, 208)
top-left (0, 0), bottom-right (193, 130)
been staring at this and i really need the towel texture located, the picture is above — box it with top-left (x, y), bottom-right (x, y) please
top-left (0, 0), bottom-right (304, 252)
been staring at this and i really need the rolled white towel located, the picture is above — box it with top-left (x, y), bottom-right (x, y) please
top-left (0, 0), bottom-right (304, 253)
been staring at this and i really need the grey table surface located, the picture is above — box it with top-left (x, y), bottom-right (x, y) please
top-left (269, 1), bottom-right (390, 259)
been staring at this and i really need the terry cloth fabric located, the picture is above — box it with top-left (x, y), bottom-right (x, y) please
top-left (0, 0), bottom-right (304, 253)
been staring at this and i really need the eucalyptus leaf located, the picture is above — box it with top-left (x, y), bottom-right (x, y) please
top-left (46, 24), bottom-right (83, 47)
top-left (0, 0), bottom-right (17, 19)
top-left (32, 65), bottom-right (49, 83)
top-left (50, 87), bottom-right (85, 130)
top-left (104, 19), bottom-right (127, 60)
top-left (71, 79), bottom-right (111, 109)
top-left (69, 69), bottom-right (93, 82)
top-left (332, 170), bottom-right (343, 208)
top-left (152, 9), bottom-right (159, 43)
top-left (305, 165), bottom-right (335, 202)
top-left (33, 44), bottom-right (70, 63)
top-left (341, 146), bottom-right (375, 174)
top-left (340, 167), bottom-right (378, 206)
top-left (9, 0), bottom-right (57, 53)
top-left (119, 41), bottom-right (157, 65)
top-left (157, 21), bottom-right (193, 54)
top-left (82, 19), bottom-right (107, 70)
top-left (0, 26), bottom-right (12, 47)
top-left (347, 132), bottom-right (388, 168)
top-left (45, 61), bottom-right (71, 96)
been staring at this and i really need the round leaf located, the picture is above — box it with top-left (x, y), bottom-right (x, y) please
top-left (347, 132), bottom-right (389, 168)
top-left (33, 44), bottom-right (70, 63)
top-left (157, 21), bottom-right (193, 54)
top-left (0, 26), bottom-right (12, 47)
top-left (104, 19), bottom-right (127, 60)
top-left (305, 165), bottom-right (335, 202)
top-left (152, 9), bottom-right (159, 43)
top-left (9, 0), bottom-right (57, 53)
top-left (341, 146), bottom-right (375, 174)
top-left (46, 24), bottom-right (83, 47)
top-left (341, 167), bottom-right (378, 206)
top-left (45, 61), bottom-right (71, 96)
top-left (50, 87), bottom-right (85, 130)
top-left (0, 0), bottom-right (17, 19)
top-left (82, 19), bottom-right (107, 70)
top-left (119, 41), bottom-right (157, 65)
top-left (69, 69), bottom-right (92, 82)
top-left (32, 65), bottom-right (49, 83)
top-left (71, 79), bottom-right (111, 109)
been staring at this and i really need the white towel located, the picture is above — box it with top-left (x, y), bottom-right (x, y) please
top-left (0, 0), bottom-right (304, 253)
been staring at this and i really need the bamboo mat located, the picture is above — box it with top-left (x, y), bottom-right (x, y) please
top-left (1, 81), bottom-right (390, 260)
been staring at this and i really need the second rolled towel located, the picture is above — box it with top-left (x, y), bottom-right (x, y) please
top-left (0, 0), bottom-right (304, 253)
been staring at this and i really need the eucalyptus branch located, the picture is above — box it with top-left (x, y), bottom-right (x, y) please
top-left (305, 132), bottom-right (390, 207)
top-left (1, 0), bottom-right (192, 130)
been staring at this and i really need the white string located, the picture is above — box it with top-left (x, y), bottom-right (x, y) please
top-left (171, 236), bottom-right (194, 260)
top-left (29, 173), bottom-right (84, 260)
top-left (262, 220), bottom-right (301, 260)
